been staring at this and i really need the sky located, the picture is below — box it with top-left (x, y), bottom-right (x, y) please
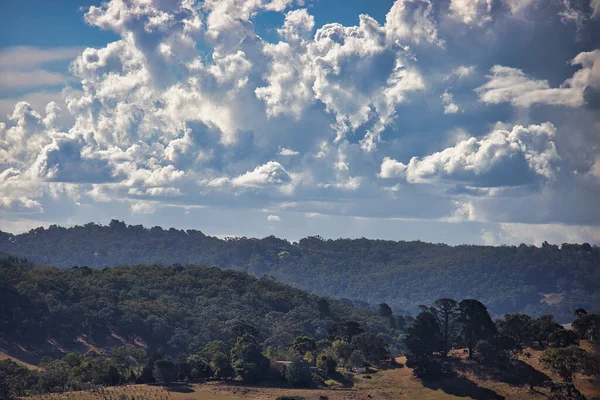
top-left (0, 0), bottom-right (599, 246)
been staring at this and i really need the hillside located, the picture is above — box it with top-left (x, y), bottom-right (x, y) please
top-left (0, 253), bottom-right (398, 361)
top-left (1, 221), bottom-right (599, 321)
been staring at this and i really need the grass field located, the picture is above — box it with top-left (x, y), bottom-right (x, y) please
top-left (24, 344), bottom-right (599, 400)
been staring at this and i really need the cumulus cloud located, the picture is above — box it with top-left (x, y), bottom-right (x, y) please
top-left (231, 161), bottom-right (291, 187)
top-left (385, 0), bottom-right (442, 46)
top-left (256, 7), bottom-right (426, 148)
top-left (477, 50), bottom-right (600, 107)
top-left (0, 0), bottom-right (598, 244)
top-left (449, 0), bottom-right (493, 26)
top-left (379, 123), bottom-right (559, 187)
top-left (378, 157), bottom-right (407, 178)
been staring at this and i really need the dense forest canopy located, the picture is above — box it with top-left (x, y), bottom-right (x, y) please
top-left (0, 253), bottom-right (399, 357)
top-left (1, 221), bottom-right (598, 322)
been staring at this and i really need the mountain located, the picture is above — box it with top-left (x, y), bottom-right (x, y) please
top-left (1, 221), bottom-right (598, 322)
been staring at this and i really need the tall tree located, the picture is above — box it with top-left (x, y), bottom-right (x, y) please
top-left (350, 333), bottom-right (389, 365)
top-left (230, 334), bottom-right (269, 383)
top-left (432, 298), bottom-right (458, 355)
top-left (405, 311), bottom-right (444, 376)
top-left (458, 299), bottom-right (496, 358)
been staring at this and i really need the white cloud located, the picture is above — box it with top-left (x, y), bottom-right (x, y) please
top-left (378, 156), bottom-right (407, 178)
top-left (257, 6), bottom-right (425, 147)
top-left (477, 51), bottom-right (600, 108)
top-left (0, 46), bottom-right (82, 69)
top-left (385, 0), bottom-right (442, 46)
top-left (441, 90), bottom-right (459, 114)
top-left (379, 123), bottom-right (559, 186)
top-left (231, 161), bottom-right (291, 187)
top-left (447, 65), bottom-right (475, 80)
top-left (267, 214), bottom-right (281, 222)
top-left (0, 0), bottom-right (598, 242)
top-left (482, 222), bottom-right (600, 246)
top-left (0, 46), bottom-right (81, 92)
top-left (449, 0), bottom-right (493, 26)
top-left (0, 70), bottom-right (74, 90)
top-left (131, 201), bottom-right (157, 215)
top-left (278, 147), bottom-right (299, 156)
top-left (592, 0), bottom-right (600, 18)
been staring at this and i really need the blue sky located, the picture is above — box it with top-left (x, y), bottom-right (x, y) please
top-left (0, 0), bottom-right (599, 246)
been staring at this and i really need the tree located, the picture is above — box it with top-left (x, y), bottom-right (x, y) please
top-left (185, 355), bottom-right (212, 380)
top-left (548, 329), bottom-right (579, 348)
top-left (38, 359), bottom-right (70, 392)
top-left (317, 298), bottom-right (331, 318)
top-left (572, 311), bottom-right (599, 341)
top-left (112, 345), bottom-right (146, 379)
top-left (139, 351), bottom-right (163, 383)
top-left (0, 359), bottom-right (40, 398)
top-left (350, 333), bottom-right (389, 366)
top-left (316, 349), bottom-right (338, 375)
top-left (405, 311), bottom-right (444, 377)
top-left (574, 308), bottom-right (587, 318)
top-left (231, 334), bottom-right (269, 383)
top-left (331, 340), bottom-right (353, 368)
top-left (328, 321), bottom-right (364, 342)
top-left (285, 357), bottom-right (312, 387)
top-left (497, 313), bottom-right (533, 346)
top-left (349, 350), bottom-right (367, 369)
top-left (378, 303), bottom-right (393, 317)
top-left (153, 359), bottom-right (179, 384)
top-left (458, 299), bottom-right (496, 358)
top-left (531, 315), bottom-right (563, 347)
top-left (292, 336), bottom-right (316, 358)
top-left (540, 346), bottom-right (597, 383)
top-left (211, 352), bottom-right (235, 380)
top-left (432, 298), bottom-right (458, 355)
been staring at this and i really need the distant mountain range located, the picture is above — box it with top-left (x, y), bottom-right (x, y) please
top-left (1, 220), bottom-right (598, 322)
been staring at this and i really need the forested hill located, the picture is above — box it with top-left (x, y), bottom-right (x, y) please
top-left (1, 220), bottom-right (598, 322)
top-left (0, 253), bottom-right (398, 357)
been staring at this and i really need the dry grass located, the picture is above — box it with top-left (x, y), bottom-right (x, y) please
top-left (24, 343), bottom-right (599, 400)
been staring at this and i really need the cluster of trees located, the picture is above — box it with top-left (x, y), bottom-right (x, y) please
top-left (405, 298), bottom-right (598, 385)
top-left (0, 318), bottom-right (393, 398)
top-left (1, 221), bottom-right (598, 321)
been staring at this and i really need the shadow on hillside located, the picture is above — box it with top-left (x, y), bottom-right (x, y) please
top-left (164, 383), bottom-right (195, 393)
top-left (423, 374), bottom-right (505, 400)
top-left (453, 358), bottom-right (551, 388)
top-left (327, 370), bottom-right (355, 388)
